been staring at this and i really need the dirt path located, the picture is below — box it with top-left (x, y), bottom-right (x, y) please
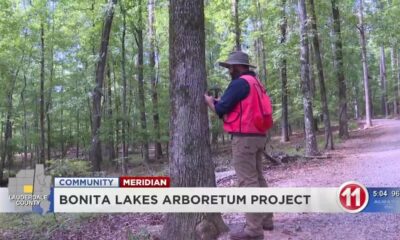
top-left (220, 119), bottom-right (400, 240)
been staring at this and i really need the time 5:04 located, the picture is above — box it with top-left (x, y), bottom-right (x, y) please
top-left (373, 190), bottom-right (387, 197)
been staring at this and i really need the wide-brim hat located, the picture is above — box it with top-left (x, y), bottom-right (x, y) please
top-left (218, 51), bottom-right (256, 68)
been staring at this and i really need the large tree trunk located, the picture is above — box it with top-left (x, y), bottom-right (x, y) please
top-left (89, 0), bottom-right (117, 171)
top-left (380, 46), bottom-right (388, 117)
top-left (135, 0), bottom-right (150, 163)
top-left (308, 0), bottom-right (334, 150)
top-left (39, 22), bottom-right (46, 164)
top-left (161, 0), bottom-right (229, 239)
top-left (232, 0), bottom-right (241, 51)
top-left (331, 0), bottom-right (349, 138)
top-left (298, 0), bottom-right (318, 156)
top-left (280, 0), bottom-right (289, 142)
top-left (148, 0), bottom-right (163, 160)
top-left (358, 0), bottom-right (372, 127)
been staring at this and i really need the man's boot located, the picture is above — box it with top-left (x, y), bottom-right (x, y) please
top-left (229, 230), bottom-right (264, 240)
top-left (262, 213), bottom-right (274, 231)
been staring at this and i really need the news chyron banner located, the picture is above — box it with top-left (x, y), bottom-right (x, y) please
top-left (1, 164), bottom-right (400, 214)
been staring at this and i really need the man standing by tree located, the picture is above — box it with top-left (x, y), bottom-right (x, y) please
top-left (205, 51), bottom-right (273, 240)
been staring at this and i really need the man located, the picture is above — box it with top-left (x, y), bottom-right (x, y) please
top-left (204, 51), bottom-right (273, 240)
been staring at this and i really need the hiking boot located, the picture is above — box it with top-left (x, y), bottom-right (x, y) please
top-left (229, 230), bottom-right (264, 240)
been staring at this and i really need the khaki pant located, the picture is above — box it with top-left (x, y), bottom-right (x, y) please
top-left (232, 135), bottom-right (273, 237)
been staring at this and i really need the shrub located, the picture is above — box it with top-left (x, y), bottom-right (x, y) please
top-left (46, 159), bottom-right (91, 177)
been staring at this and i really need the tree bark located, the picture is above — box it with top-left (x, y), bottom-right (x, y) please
top-left (135, 0), bottom-right (150, 163)
top-left (61, 86), bottom-right (66, 158)
top-left (389, 46), bottom-right (397, 115)
top-left (89, 0), bottom-right (117, 171)
top-left (104, 65), bottom-right (116, 162)
top-left (358, 0), bottom-right (372, 127)
top-left (162, 0), bottom-right (229, 239)
top-left (255, 0), bottom-right (267, 84)
top-left (331, 0), bottom-right (349, 138)
top-left (308, 0), bottom-right (334, 150)
top-left (148, 0), bottom-right (163, 160)
top-left (298, 0), bottom-right (318, 156)
top-left (120, 2), bottom-right (128, 173)
top-left (39, 22), bottom-right (46, 164)
top-left (22, 74), bottom-right (28, 166)
top-left (280, 0), bottom-right (289, 142)
top-left (396, 48), bottom-right (400, 115)
top-left (309, 43), bottom-right (316, 98)
top-left (46, 15), bottom-right (56, 161)
top-left (390, 47), bottom-right (398, 115)
top-left (232, 0), bottom-right (241, 51)
top-left (76, 77), bottom-right (80, 159)
top-left (380, 46), bottom-right (388, 117)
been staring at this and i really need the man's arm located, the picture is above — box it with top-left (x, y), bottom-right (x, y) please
top-left (213, 79), bottom-right (249, 118)
top-left (204, 94), bottom-right (216, 112)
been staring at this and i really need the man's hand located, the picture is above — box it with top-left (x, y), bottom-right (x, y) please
top-left (204, 93), bottom-right (216, 112)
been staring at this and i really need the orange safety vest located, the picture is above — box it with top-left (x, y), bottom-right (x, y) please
top-left (223, 75), bottom-right (273, 135)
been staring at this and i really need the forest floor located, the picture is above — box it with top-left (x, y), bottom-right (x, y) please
top-left (218, 118), bottom-right (400, 240)
top-left (1, 118), bottom-right (400, 240)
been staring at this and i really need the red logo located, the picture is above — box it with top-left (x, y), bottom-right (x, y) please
top-left (338, 181), bottom-right (369, 213)
top-left (119, 176), bottom-right (170, 188)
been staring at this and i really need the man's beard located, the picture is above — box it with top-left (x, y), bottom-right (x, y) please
top-left (230, 68), bottom-right (241, 80)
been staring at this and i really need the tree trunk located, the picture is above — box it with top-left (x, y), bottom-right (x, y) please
top-left (309, 43), bottom-right (316, 98)
top-left (2, 94), bottom-right (14, 181)
top-left (39, 22), bottom-right (46, 164)
top-left (354, 85), bottom-right (360, 119)
top-left (120, 2), bottom-right (128, 173)
top-left (46, 17), bottom-right (55, 161)
top-left (60, 86), bottom-right (65, 158)
top-left (298, 0), bottom-right (318, 156)
top-left (255, 0), bottom-right (267, 84)
top-left (161, 0), bottom-right (229, 239)
top-left (380, 46), bottom-right (388, 117)
top-left (0, 118), bottom-right (4, 183)
top-left (112, 58), bottom-right (120, 160)
top-left (232, 0), bottom-right (241, 51)
top-left (397, 48), bottom-right (400, 115)
top-left (22, 74), bottom-right (28, 166)
top-left (308, 0), bottom-right (334, 150)
top-left (104, 65), bottom-right (116, 162)
top-left (46, 64), bottom-right (53, 160)
top-left (280, 0), bottom-right (289, 142)
top-left (390, 47), bottom-right (398, 115)
top-left (331, 0), bottom-right (349, 138)
top-left (89, 0), bottom-right (117, 171)
top-left (148, 0), bottom-right (162, 160)
top-left (135, 0), bottom-right (150, 163)
top-left (358, 0), bottom-right (372, 127)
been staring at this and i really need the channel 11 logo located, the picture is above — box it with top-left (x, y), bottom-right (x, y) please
top-left (338, 181), bottom-right (369, 213)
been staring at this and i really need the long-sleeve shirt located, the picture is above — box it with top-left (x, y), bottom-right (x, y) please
top-left (214, 71), bottom-right (257, 118)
